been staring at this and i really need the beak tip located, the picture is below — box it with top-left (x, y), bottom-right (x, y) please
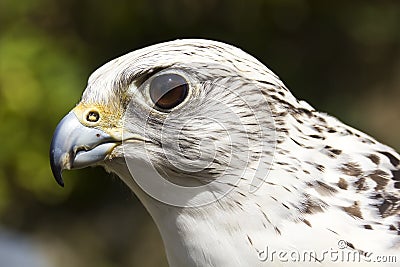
top-left (50, 147), bottom-right (66, 188)
top-left (50, 159), bottom-right (65, 187)
top-left (55, 173), bottom-right (65, 187)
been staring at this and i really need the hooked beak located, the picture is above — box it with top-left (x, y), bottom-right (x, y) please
top-left (49, 112), bottom-right (119, 187)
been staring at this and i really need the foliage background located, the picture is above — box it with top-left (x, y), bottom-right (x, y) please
top-left (0, 0), bottom-right (399, 266)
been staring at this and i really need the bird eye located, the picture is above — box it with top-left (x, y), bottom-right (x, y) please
top-left (149, 73), bottom-right (189, 110)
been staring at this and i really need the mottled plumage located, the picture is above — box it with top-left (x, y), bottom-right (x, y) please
top-left (50, 39), bottom-right (399, 266)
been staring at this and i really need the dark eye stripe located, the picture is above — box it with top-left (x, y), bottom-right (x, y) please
top-left (149, 73), bottom-right (189, 110)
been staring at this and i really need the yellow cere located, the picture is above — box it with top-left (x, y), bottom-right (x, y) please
top-left (73, 103), bottom-right (124, 131)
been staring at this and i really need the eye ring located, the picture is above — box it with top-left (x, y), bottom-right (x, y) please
top-left (149, 73), bottom-right (189, 110)
top-left (86, 110), bottom-right (100, 122)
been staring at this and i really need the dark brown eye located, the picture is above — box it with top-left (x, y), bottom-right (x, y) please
top-left (149, 73), bottom-right (189, 110)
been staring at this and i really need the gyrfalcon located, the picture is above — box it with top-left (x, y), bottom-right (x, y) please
top-left (50, 39), bottom-right (400, 266)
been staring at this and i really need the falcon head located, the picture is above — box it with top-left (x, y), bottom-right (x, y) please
top-left (50, 39), bottom-right (283, 206)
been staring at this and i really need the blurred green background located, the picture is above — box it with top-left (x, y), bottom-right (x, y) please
top-left (0, 0), bottom-right (399, 266)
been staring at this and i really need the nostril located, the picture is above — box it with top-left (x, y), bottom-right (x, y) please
top-left (86, 110), bottom-right (100, 122)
